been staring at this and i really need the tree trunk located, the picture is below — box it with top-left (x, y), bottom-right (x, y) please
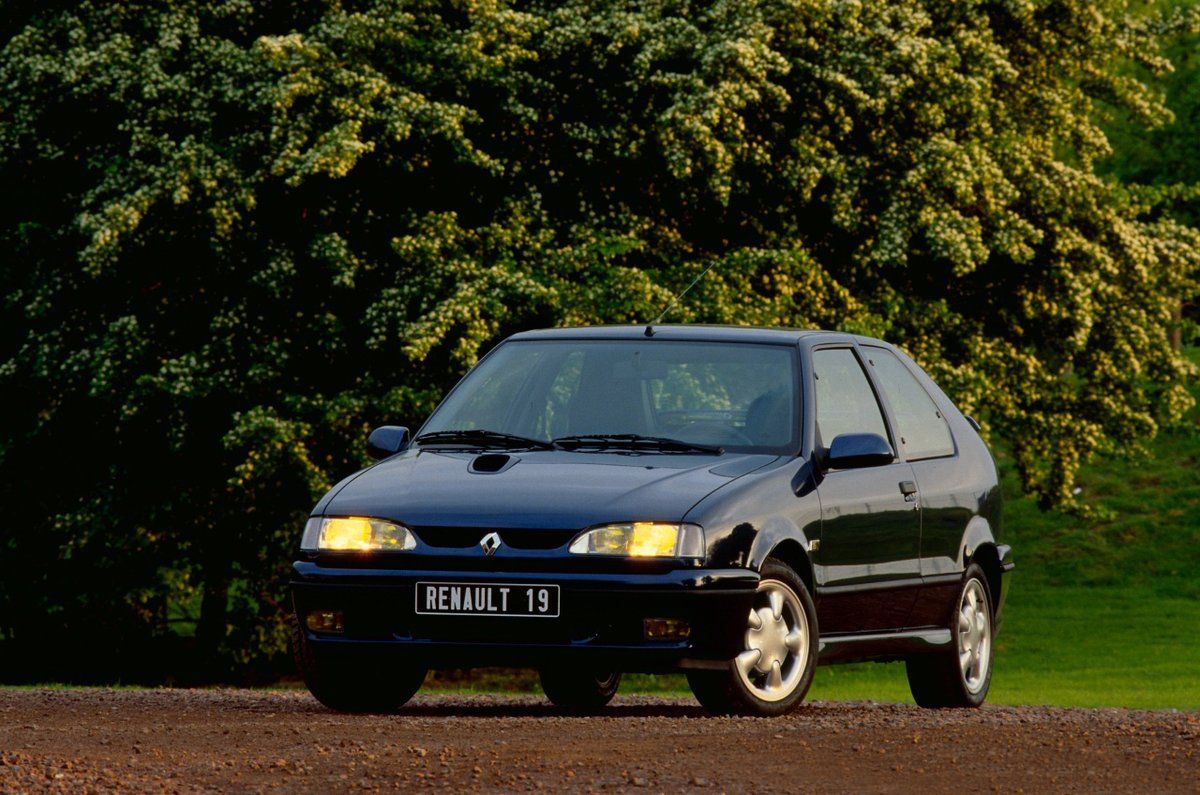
top-left (194, 557), bottom-right (230, 680)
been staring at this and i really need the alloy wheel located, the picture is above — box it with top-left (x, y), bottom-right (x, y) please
top-left (734, 578), bottom-right (810, 702)
top-left (958, 579), bottom-right (992, 694)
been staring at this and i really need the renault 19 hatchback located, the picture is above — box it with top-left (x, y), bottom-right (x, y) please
top-left (291, 326), bottom-right (1012, 715)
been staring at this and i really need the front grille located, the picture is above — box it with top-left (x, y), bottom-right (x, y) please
top-left (411, 526), bottom-right (485, 548)
top-left (412, 526), bottom-right (577, 550)
top-left (498, 529), bottom-right (575, 550)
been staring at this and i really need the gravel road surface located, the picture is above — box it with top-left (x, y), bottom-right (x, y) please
top-left (1, 688), bottom-right (1196, 792)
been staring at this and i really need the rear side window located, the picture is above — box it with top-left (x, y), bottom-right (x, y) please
top-left (867, 348), bottom-right (955, 460)
top-left (812, 348), bottom-right (889, 446)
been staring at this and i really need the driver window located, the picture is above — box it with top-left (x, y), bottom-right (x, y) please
top-left (812, 348), bottom-right (889, 446)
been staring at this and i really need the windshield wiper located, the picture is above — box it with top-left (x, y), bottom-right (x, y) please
top-left (414, 429), bottom-right (555, 450)
top-left (552, 434), bottom-right (723, 456)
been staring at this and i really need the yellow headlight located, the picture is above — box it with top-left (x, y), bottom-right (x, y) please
top-left (320, 517), bottom-right (375, 550)
top-left (629, 523), bottom-right (681, 557)
top-left (303, 516), bottom-right (416, 552)
top-left (568, 522), bottom-right (704, 558)
top-left (586, 525), bottom-right (630, 554)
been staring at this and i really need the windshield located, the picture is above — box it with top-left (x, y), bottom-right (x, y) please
top-left (420, 340), bottom-right (799, 454)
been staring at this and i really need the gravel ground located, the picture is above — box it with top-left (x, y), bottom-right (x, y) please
top-left (0, 688), bottom-right (1196, 792)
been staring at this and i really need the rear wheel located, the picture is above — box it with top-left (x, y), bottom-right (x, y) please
top-left (538, 668), bottom-right (621, 709)
top-left (687, 559), bottom-right (817, 716)
top-left (906, 564), bottom-right (994, 708)
top-left (292, 619), bottom-right (426, 713)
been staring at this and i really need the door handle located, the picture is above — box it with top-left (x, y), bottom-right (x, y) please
top-left (899, 480), bottom-right (918, 500)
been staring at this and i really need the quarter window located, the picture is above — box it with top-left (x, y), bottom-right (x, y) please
top-left (812, 348), bottom-right (889, 446)
top-left (866, 348), bottom-right (955, 460)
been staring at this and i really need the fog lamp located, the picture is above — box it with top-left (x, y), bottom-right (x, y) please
top-left (306, 610), bottom-right (345, 634)
top-left (644, 618), bottom-right (691, 641)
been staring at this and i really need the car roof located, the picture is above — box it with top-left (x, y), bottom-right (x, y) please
top-left (507, 324), bottom-right (885, 347)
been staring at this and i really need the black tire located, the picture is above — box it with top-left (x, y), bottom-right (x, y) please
top-left (292, 619), bottom-right (426, 713)
top-left (906, 563), bottom-right (994, 708)
top-left (686, 559), bottom-right (818, 716)
top-left (538, 668), bottom-right (621, 709)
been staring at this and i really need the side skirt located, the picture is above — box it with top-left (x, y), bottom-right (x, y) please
top-left (817, 627), bottom-right (952, 665)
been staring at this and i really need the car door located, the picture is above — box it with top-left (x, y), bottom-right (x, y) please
top-left (860, 345), bottom-right (968, 626)
top-left (811, 346), bottom-right (922, 634)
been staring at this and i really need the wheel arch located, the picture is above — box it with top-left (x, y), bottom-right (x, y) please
top-left (960, 516), bottom-right (1005, 616)
top-left (761, 538), bottom-right (814, 595)
top-left (969, 543), bottom-right (1003, 616)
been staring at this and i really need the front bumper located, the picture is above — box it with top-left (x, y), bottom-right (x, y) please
top-left (291, 561), bottom-right (758, 671)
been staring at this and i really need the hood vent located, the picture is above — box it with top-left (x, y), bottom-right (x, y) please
top-left (469, 453), bottom-right (517, 474)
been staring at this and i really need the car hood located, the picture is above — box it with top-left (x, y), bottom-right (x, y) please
top-left (320, 448), bottom-right (777, 529)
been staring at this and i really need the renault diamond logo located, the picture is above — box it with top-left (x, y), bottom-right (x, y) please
top-left (480, 532), bottom-right (502, 557)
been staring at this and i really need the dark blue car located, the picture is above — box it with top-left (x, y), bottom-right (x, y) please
top-left (291, 326), bottom-right (1012, 715)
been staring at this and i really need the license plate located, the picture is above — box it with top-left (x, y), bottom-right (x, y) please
top-left (415, 581), bottom-right (560, 618)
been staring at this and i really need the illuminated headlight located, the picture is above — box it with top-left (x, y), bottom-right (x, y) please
top-left (568, 522), bottom-right (704, 558)
top-left (300, 516), bottom-right (417, 552)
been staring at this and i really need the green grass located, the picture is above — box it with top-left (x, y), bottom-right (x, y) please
top-left (806, 588), bottom-right (1200, 709)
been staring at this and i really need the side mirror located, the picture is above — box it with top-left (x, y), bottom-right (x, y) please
top-left (367, 425), bottom-right (409, 460)
top-left (826, 432), bottom-right (894, 470)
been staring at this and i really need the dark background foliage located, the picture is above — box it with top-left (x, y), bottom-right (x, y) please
top-left (1, 0), bottom-right (1197, 682)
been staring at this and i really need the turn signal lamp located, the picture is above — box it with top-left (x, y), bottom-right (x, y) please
top-left (644, 618), bottom-right (691, 641)
top-left (305, 610), bottom-right (344, 634)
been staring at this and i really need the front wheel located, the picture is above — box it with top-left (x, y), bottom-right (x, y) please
top-left (687, 559), bottom-right (818, 716)
top-left (538, 668), bottom-right (621, 709)
top-left (905, 564), bottom-right (994, 708)
top-left (292, 619), bottom-right (426, 713)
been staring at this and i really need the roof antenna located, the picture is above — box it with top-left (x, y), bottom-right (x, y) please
top-left (644, 260), bottom-right (721, 337)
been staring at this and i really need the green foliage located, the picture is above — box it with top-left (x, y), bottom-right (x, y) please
top-left (1100, 0), bottom-right (1200, 343)
top-left (1, 0), bottom-right (1198, 677)
top-left (1103, 1), bottom-right (1200, 220)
